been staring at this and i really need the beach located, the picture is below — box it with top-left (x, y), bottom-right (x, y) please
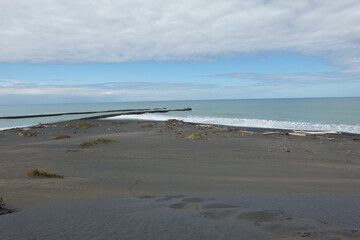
top-left (0, 118), bottom-right (360, 239)
top-left (2, 0), bottom-right (360, 238)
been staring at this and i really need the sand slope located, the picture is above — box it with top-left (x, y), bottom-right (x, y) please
top-left (1, 119), bottom-right (360, 210)
top-left (1, 119), bottom-right (360, 239)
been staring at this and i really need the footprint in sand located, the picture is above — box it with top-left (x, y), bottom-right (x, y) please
top-left (181, 197), bottom-right (209, 203)
top-left (202, 209), bottom-right (238, 220)
top-left (238, 210), bottom-right (286, 222)
top-left (202, 203), bottom-right (238, 209)
top-left (168, 197), bottom-right (242, 215)
top-left (158, 196), bottom-right (360, 240)
top-left (155, 195), bottom-right (185, 202)
top-left (169, 202), bottom-right (189, 209)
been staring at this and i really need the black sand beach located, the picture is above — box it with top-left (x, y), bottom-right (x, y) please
top-left (0, 119), bottom-right (359, 239)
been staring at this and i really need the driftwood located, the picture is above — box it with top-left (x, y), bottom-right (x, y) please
top-left (164, 119), bottom-right (184, 125)
top-left (292, 130), bottom-right (341, 136)
top-left (239, 130), bottom-right (254, 135)
top-left (262, 131), bottom-right (280, 135)
top-left (288, 132), bottom-right (307, 137)
top-left (196, 124), bottom-right (216, 129)
top-left (289, 130), bottom-right (341, 136)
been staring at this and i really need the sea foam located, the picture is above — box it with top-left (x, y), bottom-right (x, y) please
top-left (107, 113), bottom-right (360, 134)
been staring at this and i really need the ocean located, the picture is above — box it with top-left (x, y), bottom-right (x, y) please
top-left (1, 98), bottom-right (360, 134)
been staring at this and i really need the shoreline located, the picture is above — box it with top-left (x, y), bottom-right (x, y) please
top-left (2, 97), bottom-right (360, 134)
top-left (2, 117), bottom-right (360, 137)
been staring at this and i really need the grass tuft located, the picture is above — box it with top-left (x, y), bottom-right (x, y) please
top-left (135, 120), bottom-right (143, 124)
top-left (79, 141), bottom-right (95, 147)
top-left (80, 138), bottom-right (115, 147)
top-left (55, 134), bottom-right (71, 139)
top-left (17, 130), bottom-right (38, 137)
top-left (96, 138), bottom-right (114, 144)
top-left (66, 122), bottom-right (98, 129)
top-left (0, 197), bottom-right (5, 208)
top-left (164, 125), bottom-right (174, 130)
top-left (187, 132), bottom-right (202, 140)
top-left (27, 168), bottom-right (64, 178)
top-left (141, 123), bottom-right (154, 128)
top-left (112, 121), bottom-right (128, 125)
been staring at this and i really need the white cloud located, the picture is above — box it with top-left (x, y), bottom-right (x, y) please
top-left (0, 76), bottom-right (358, 105)
top-left (0, 0), bottom-right (360, 72)
top-left (0, 81), bottom-right (221, 103)
top-left (209, 72), bottom-right (360, 85)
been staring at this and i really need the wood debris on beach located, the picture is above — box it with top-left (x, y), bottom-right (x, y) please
top-left (289, 130), bottom-right (342, 136)
top-left (163, 119), bottom-right (184, 125)
top-left (262, 131), bottom-right (281, 135)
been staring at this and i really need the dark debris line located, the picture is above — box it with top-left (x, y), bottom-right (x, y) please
top-left (0, 107), bottom-right (192, 120)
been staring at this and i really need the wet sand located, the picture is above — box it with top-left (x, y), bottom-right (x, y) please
top-left (0, 119), bottom-right (359, 239)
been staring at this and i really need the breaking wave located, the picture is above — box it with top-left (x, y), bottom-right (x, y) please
top-left (107, 113), bottom-right (360, 134)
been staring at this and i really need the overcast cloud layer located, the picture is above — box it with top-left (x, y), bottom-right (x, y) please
top-left (1, 0), bottom-right (360, 72)
top-left (1, 75), bottom-right (359, 105)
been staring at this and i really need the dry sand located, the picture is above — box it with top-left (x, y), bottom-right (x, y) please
top-left (0, 119), bottom-right (359, 239)
top-left (1, 195), bottom-right (359, 239)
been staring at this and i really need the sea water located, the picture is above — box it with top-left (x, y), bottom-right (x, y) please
top-left (1, 98), bottom-right (360, 134)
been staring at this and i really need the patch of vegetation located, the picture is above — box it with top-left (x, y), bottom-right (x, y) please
top-left (80, 141), bottom-right (95, 147)
top-left (96, 138), bottom-right (115, 144)
top-left (0, 133), bottom-right (4, 137)
top-left (135, 120), bottom-right (143, 124)
top-left (164, 119), bottom-right (184, 125)
top-left (187, 132), bottom-right (202, 140)
top-left (54, 134), bottom-right (71, 139)
top-left (141, 123), bottom-right (154, 128)
top-left (66, 122), bottom-right (99, 129)
top-left (27, 168), bottom-right (64, 178)
top-left (164, 125), bottom-right (174, 130)
top-left (112, 121), bottom-right (128, 125)
top-left (17, 130), bottom-right (38, 137)
top-left (80, 138), bottom-right (115, 147)
top-left (0, 197), bottom-right (5, 208)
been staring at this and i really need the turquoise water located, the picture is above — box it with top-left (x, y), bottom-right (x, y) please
top-left (1, 98), bottom-right (360, 133)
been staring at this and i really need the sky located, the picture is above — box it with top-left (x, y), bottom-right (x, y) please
top-left (0, 0), bottom-right (360, 104)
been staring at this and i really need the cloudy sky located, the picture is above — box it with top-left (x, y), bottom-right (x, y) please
top-left (1, 0), bottom-right (360, 104)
